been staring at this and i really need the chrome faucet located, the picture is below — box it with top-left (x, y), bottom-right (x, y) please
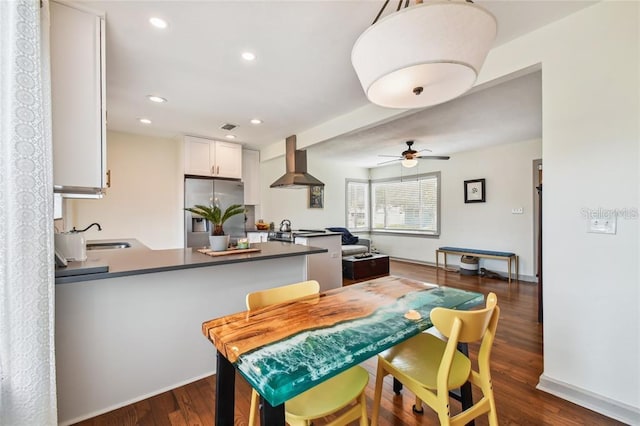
top-left (72, 222), bottom-right (102, 233)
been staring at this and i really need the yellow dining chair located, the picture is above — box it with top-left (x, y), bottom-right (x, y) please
top-left (246, 280), bottom-right (369, 426)
top-left (371, 292), bottom-right (500, 426)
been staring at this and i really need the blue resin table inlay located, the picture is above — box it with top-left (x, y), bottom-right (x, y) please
top-left (240, 286), bottom-right (481, 405)
top-left (203, 276), bottom-right (483, 408)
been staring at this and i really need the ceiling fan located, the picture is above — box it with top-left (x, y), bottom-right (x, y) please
top-left (378, 141), bottom-right (450, 168)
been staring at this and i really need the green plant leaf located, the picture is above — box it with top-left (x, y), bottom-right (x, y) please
top-left (184, 203), bottom-right (245, 235)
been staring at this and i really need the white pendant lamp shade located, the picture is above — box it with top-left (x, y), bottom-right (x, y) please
top-left (351, 1), bottom-right (497, 109)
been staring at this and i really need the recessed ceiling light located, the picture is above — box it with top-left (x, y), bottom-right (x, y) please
top-left (149, 17), bottom-right (168, 29)
top-left (241, 52), bottom-right (256, 61)
top-left (250, 119), bottom-right (263, 125)
top-left (147, 95), bottom-right (167, 103)
top-left (225, 134), bottom-right (236, 140)
top-left (138, 118), bottom-right (152, 124)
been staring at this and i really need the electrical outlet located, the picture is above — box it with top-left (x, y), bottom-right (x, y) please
top-left (511, 207), bottom-right (524, 214)
top-left (588, 218), bottom-right (616, 234)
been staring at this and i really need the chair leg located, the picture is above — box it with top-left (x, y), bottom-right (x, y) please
top-left (248, 390), bottom-right (259, 426)
top-left (485, 380), bottom-right (498, 426)
top-left (371, 361), bottom-right (386, 426)
top-left (359, 391), bottom-right (368, 426)
top-left (435, 391), bottom-right (454, 426)
top-left (438, 410), bottom-right (452, 426)
top-left (413, 395), bottom-right (424, 414)
top-left (488, 402), bottom-right (498, 426)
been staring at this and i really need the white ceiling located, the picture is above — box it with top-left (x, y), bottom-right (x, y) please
top-left (310, 69), bottom-right (542, 167)
top-left (86, 0), bottom-right (596, 166)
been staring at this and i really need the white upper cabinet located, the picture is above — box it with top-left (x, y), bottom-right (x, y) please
top-left (184, 137), bottom-right (212, 176)
top-left (51, 1), bottom-right (107, 197)
top-left (214, 141), bottom-right (243, 178)
top-left (184, 136), bottom-right (242, 179)
top-left (242, 149), bottom-right (260, 205)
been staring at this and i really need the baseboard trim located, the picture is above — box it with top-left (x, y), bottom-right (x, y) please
top-left (389, 256), bottom-right (435, 267)
top-left (389, 257), bottom-right (537, 283)
top-left (537, 374), bottom-right (640, 424)
top-left (59, 370), bottom-right (216, 426)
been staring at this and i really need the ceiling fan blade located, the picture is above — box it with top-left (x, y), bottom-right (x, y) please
top-left (377, 158), bottom-right (401, 165)
top-left (415, 148), bottom-right (432, 154)
top-left (419, 156), bottom-right (450, 160)
top-left (377, 154), bottom-right (402, 158)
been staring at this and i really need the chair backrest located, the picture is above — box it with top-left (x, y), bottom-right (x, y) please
top-left (246, 280), bottom-right (320, 310)
top-left (431, 292), bottom-right (500, 390)
top-left (430, 292), bottom-right (498, 343)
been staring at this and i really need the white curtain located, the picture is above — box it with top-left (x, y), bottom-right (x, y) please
top-left (0, 0), bottom-right (58, 424)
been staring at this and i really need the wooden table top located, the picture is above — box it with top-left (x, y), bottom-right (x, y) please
top-left (202, 275), bottom-right (483, 406)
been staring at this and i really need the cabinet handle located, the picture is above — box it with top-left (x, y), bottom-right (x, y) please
top-left (211, 165), bottom-right (215, 175)
top-left (106, 169), bottom-right (111, 188)
top-left (217, 165), bottom-right (220, 174)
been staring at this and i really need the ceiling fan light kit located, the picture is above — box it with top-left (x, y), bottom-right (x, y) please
top-left (401, 158), bottom-right (419, 168)
top-left (351, 0), bottom-right (497, 109)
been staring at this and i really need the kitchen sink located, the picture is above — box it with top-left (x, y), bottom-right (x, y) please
top-left (86, 242), bottom-right (131, 250)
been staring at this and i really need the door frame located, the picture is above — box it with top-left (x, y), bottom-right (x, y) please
top-left (533, 159), bottom-right (542, 322)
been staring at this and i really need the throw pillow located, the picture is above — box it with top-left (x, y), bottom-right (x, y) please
top-left (326, 227), bottom-right (359, 245)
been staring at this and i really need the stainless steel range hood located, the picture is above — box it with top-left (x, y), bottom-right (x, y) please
top-left (270, 135), bottom-right (324, 188)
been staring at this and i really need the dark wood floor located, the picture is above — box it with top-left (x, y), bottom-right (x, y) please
top-left (74, 261), bottom-right (623, 426)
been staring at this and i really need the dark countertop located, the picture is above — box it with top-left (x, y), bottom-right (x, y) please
top-left (55, 239), bottom-right (327, 285)
top-left (247, 230), bottom-right (341, 238)
top-left (295, 231), bottom-right (342, 238)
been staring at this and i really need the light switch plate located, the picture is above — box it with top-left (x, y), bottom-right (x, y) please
top-left (588, 217), bottom-right (616, 234)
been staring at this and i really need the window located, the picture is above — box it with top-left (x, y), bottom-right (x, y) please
top-left (345, 180), bottom-right (369, 231)
top-left (346, 173), bottom-right (440, 236)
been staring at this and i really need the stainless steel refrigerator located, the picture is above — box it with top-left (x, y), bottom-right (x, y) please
top-left (184, 177), bottom-right (245, 248)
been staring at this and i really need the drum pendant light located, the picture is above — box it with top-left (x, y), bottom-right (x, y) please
top-left (351, 0), bottom-right (497, 109)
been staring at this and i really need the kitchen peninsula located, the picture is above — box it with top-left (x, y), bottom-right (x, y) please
top-left (55, 240), bottom-right (328, 425)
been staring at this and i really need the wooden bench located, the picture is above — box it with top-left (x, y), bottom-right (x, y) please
top-left (435, 246), bottom-right (519, 284)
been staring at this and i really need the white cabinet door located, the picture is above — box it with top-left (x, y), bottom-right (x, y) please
top-left (214, 142), bottom-right (242, 179)
top-left (242, 149), bottom-right (260, 205)
top-left (183, 137), bottom-right (242, 178)
top-left (51, 1), bottom-right (106, 196)
top-left (184, 136), bottom-right (213, 176)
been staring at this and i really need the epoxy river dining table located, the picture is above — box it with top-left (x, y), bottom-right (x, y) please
top-left (202, 275), bottom-right (484, 425)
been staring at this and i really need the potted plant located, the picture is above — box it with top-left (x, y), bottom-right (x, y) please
top-left (184, 203), bottom-right (245, 251)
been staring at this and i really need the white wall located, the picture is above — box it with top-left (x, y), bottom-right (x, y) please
top-left (476, 3), bottom-right (639, 420)
top-left (370, 138), bottom-right (541, 279)
top-left (260, 154), bottom-right (369, 230)
top-left (69, 131), bottom-right (183, 249)
top-left (530, 4), bottom-right (638, 419)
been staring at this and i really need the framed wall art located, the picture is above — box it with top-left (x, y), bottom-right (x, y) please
top-left (464, 179), bottom-right (486, 203)
top-left (309, 185), bottom-right (324, 209)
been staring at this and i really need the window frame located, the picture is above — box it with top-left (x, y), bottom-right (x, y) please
top-left (345, 172), bottom-right (441, 238)
top-left (344, 179), bottom-right (371, 232)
